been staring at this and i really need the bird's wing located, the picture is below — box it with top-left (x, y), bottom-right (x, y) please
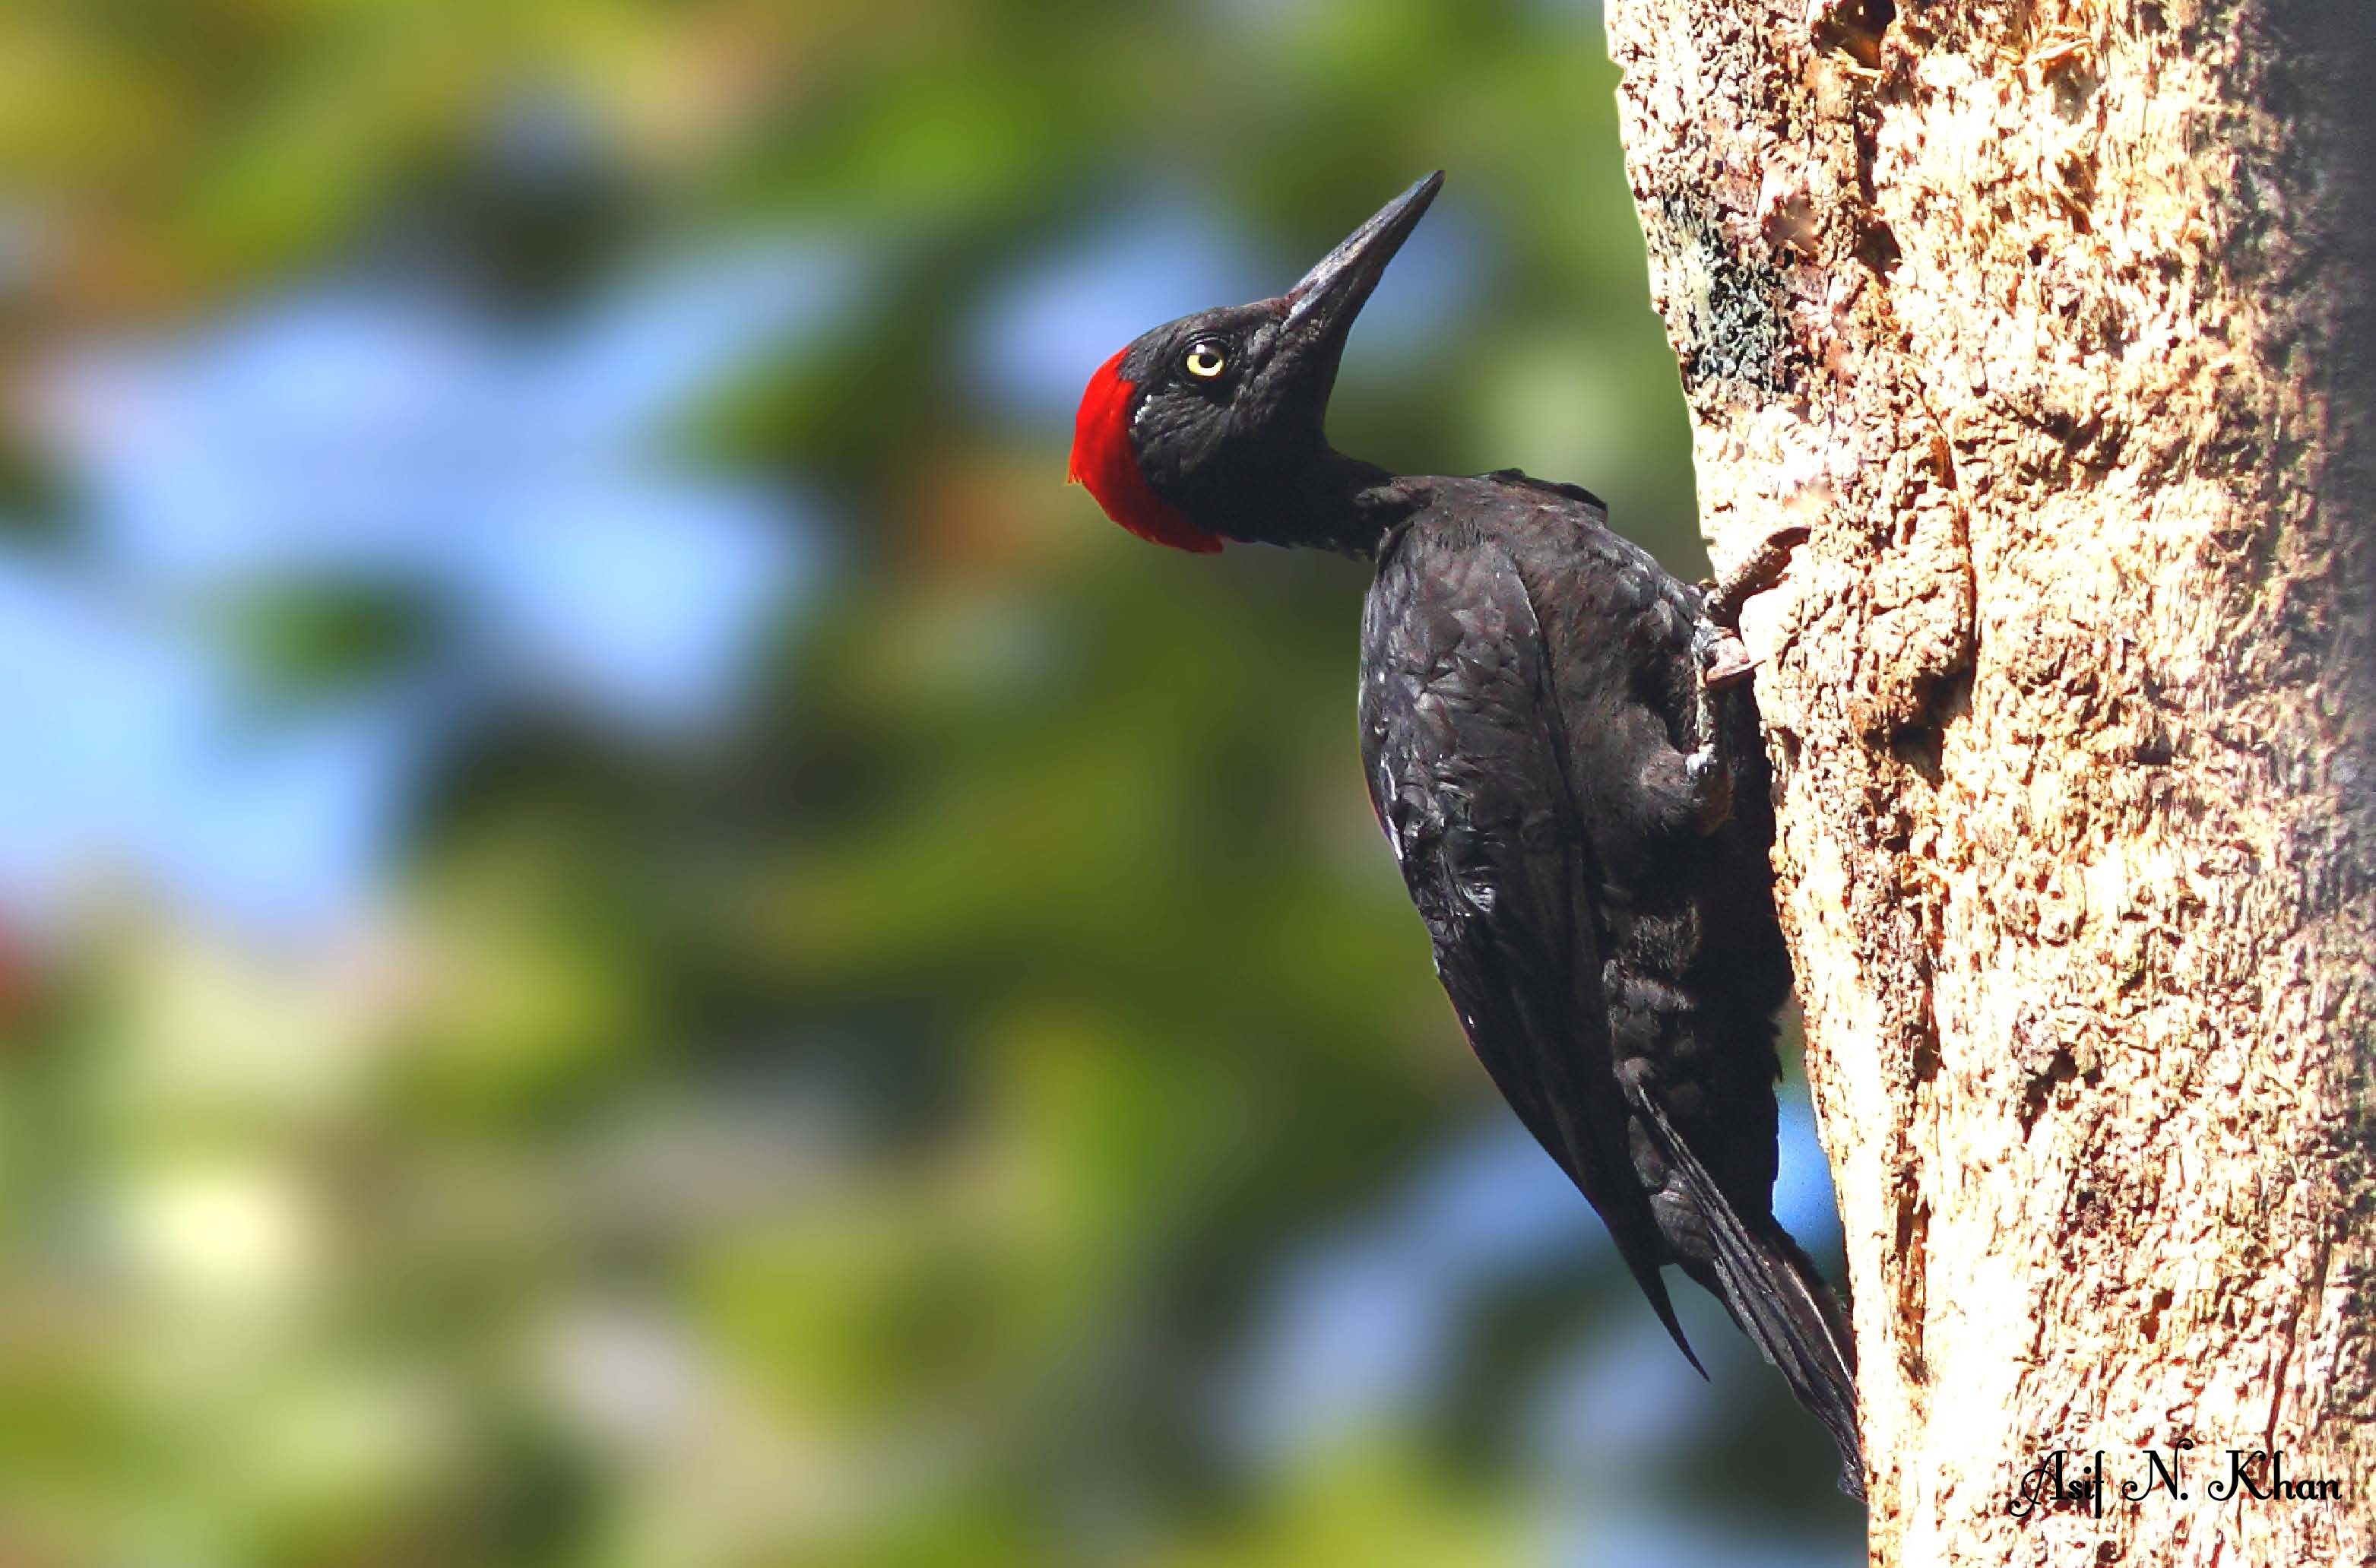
top-left (1360, 531), bottom-right (1699, 1370)
top-left (1475, 466), bottom-right (1608, 515)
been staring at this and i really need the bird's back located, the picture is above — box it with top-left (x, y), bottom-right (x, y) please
top-left (1364, 470), bottom-right (1796, 1249)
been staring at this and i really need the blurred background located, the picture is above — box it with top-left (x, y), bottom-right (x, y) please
top-left (0, 2), bottom-right (1861, 1563)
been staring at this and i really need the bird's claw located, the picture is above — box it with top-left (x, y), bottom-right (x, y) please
top-left (1706, 524), bottom-right (1810, 629)
top-left (1700, 632), bottom-right (1757, 692)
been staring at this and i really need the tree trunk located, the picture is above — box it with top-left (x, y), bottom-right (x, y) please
top-left (1605, 2), bottom-right (2376, 1563)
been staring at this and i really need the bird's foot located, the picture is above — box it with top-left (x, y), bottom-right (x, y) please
top-left (1705, 524), bottom-right (1810, 630)
top-left (1700, 631), bottom-right (1757, 692)
top-left (1683, 625), bottom-right (1747, 832)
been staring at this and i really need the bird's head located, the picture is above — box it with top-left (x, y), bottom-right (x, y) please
top-left (1069, 171), bottom-right (1443, 553)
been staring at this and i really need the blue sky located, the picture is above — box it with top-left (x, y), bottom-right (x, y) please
top-left (5, 236), bottom-right (849, 932)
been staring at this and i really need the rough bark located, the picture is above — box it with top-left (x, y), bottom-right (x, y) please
top-left (1605, 2), bottom-right (2376, 1563)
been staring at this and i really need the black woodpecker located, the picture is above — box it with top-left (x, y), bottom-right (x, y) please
top-left (1069, 171), bottom-right (1862, 1498)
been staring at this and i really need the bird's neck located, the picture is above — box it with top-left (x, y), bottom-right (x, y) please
top-left (1210, 448), bottom-right (1411, 558)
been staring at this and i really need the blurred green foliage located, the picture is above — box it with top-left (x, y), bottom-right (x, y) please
top-left (0, 2), bottom-right (1862, 1564)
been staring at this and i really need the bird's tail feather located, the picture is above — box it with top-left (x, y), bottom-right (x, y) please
top-left (1626, 1082), bottom-right (1866, 1500)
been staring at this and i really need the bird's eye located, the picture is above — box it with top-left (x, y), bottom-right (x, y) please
top-left (1182, 341), bottom-right (1228, 380)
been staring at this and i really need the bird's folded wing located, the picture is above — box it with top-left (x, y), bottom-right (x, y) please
top-left (1361, 537), bottom-right (1699, 1370)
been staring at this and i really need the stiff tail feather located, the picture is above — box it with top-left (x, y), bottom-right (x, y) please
top-left (1625, 1080), bottom-right (1866, 1500)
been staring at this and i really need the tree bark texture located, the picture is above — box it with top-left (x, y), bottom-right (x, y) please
top-left (1605, 2), bottom-right (2376, 1563)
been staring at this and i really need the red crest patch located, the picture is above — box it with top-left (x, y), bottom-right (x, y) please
top-left (1068, 349), bottom-right (1221, 553)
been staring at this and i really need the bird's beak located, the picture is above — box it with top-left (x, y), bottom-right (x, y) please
top-left (1253, 172), bottom-right (1442, 436)
top-left (1281, 170), bottom-right (1443, 341)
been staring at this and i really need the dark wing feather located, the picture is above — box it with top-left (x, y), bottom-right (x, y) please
top-left (1476, 467), bottom-right (1608, 515)
top-left (1359, 531), bottom-right (1700, 1371)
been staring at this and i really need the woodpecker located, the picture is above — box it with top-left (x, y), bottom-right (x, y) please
top-left (1069, 172), bottom-right (1862, 1497)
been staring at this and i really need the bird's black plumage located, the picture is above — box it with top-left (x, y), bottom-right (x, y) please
top-left (1070, 172), bottom-right (1862, 1497)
